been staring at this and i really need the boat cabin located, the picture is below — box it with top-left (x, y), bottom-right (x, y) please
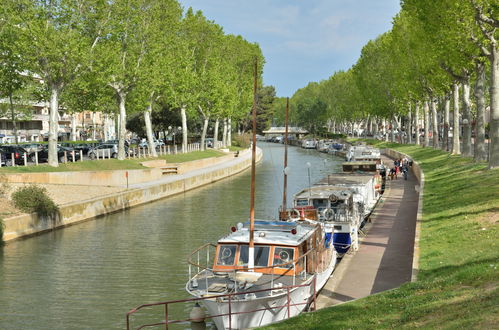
top-left (291, 186), bottom-right (357, 222)
top-left (212, 221), bottom-right (324, 276)
top-left (342, 161), bottom-right (378, 172)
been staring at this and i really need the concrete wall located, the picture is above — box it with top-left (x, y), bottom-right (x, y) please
top-left (3, 149), bottom-right (261, 242)
top-left (1, 168), bottom-right (163, 187)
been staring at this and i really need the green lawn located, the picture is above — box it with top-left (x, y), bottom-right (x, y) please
top-left (263, 141), bottom-right (498, 329)
top-left (0, 149), bottom-right (225, 173)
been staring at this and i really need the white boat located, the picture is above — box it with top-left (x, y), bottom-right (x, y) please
top-left (301, 139), bottom-right (317, 149)
top-left (186, 220), bottom-right (337, 329)
top-left (283, 186), bottom-right (363, 255)
top-left (316, 140), bottom-right (332, 152)
top-left (346, 145), bottom-right (381, 162)
top-left (315, 172), bottom-right (381, 218)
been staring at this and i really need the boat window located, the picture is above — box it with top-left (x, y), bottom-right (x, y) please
top-left (217, 245), bottom-right (237, 266)
top-left (296, 199), bottom-right (308, 207)
top-left (312, 199), bottom-right (328, 209)
top-left (238, 245), bottom-right (270, 267)
top-left (273, 247), bottom-right (295, 269)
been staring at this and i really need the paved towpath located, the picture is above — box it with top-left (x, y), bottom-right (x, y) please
top-left (316, 155), bottom-right (419, 308)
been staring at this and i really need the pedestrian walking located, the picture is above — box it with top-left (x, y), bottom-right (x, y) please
top-left (389, 167), bottom-right (397, 180)
top-left (402, 165), bottom-right (408, 180)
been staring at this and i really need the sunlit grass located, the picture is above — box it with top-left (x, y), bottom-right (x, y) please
top-left (263, 141), bottom-right (499, 329)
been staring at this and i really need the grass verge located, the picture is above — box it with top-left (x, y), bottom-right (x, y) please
top-left (263, 141), bottom-right (498, 329)
top-left (0, 149), bottom-right (226, 173)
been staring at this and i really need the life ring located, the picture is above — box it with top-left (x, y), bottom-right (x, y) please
top-left (321, 208), bottom-right (334, 221)
top-left (290, 209), bottom-right (301, 220)
top-left (329, 194), bottom-right (339, 203)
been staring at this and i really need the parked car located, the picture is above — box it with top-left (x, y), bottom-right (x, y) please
top-left (138, 139), bottom-right (164, 149)
top-left (29, 146), bottom-right (80, 163)
top-left (0, 145), bottom-right (29, 166)
top-left (87, 143), bottom-right (127, 159)
top-left (205, 138), bottom-right (214, 148)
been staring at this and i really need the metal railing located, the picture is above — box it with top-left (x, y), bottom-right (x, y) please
top-left (126, 277), bottom-right (317, 330)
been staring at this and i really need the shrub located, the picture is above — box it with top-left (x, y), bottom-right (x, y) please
top-left (12, 185), bottom-right (58, 216)
top-left (232, 133), bottom-right (251, 148)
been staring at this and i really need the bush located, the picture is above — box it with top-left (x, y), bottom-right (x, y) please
top-left (232, 133), bottom-right (251, 148)
top-left (12, 185), bottom-right (58, 216)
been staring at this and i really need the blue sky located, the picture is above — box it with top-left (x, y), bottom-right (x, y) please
top-left (177, 0), bottom-right (400, 97)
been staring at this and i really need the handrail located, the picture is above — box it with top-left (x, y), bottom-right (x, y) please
top-left (126, 277), bottom-right (318, 330)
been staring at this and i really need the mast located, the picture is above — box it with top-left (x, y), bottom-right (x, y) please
top-left (248, 59), bottom-right (258, 271)
top-left (282, 97), bottom-right (289, 212)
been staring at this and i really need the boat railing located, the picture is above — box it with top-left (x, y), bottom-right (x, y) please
top-left (126, 276), bottom-right (318, 330)
top-left (187, 236), bottom-right (333, 294)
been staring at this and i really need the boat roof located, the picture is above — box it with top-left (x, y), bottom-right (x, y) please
top-left (294, 185), bottom-right (355, 200)
top-left (218, 220), bottom-right (318, 246)
top-left (315, 173), bottom-right (374, 186)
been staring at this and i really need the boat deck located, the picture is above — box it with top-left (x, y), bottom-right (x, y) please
top-left (189, 270), bottom-right (310, 299)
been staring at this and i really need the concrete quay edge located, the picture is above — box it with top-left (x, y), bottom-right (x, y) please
top-left (3, 148), bottom-right (262, 243)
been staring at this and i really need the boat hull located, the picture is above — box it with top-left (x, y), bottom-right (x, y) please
top-left (194, 254), bottom-right (336, 329)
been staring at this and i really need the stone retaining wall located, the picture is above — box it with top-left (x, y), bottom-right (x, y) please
top-left (1, 168), bottom-right (163, 187)
top-left (3, 148), bottom-right (260, 242)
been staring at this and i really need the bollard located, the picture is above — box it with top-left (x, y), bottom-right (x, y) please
top-left (108, 148), bottom-right (111, 159)
top-left (80, 150), bottom-right (83, 162)
top-left (96, 151), bottom-right (99, 160)
top-left (11, 153), bottom-right (15, 167)
top-left (24, 152), bottom-right (27, 166)
top-left (35, 151), bottom-right (38, 165)
top-left (72, 150), bottom-right (75, 163)
top-left (64, 151), bottom-right (67, 163)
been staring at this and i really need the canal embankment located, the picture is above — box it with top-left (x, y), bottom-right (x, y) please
top-left (2, 148), bottom-right (262, 242)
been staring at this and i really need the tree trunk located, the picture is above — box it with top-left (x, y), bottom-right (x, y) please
top-left (431, 98), bottom-right (439, 148)
top-left (117, 90), bottom-right (127, 160)
top-left (181, 105), bottom-right (188, 153)
top-left (415, 102), bottom-right (420, 146)
top-left (48, 84), bottom-right (60, 167)
top-left (462, 77), bottom-right (472, 157)
top-left (407, 104), bottom-right (413, 144)
top-left (423, 100), bottom-right (430, 147)
top-left (144, 94), bottom-right (158, 157)
top-left (103, 114), bottom-right (109, 142)
top-left (92, 112), bottom-right (97, 140)
top-left (71, 113), bottom-right (77, 141)
top-left (452, 83), bottom-right (461, 155)
top-left (200, 114), bottom-right (209, 152)
top-left (474, 61), bottom-right (487, 161)
top-left (488, 46), bottom-right (499, 168)
top-left (444, 94), bottom-right (450, 151)
top-left (9, 94), bottom-right (18, 144)
top-left (390, 118), bottom-right (396, 142)
top-left (222, 118), bottom-right (227, 147)
top-left (214, 118), bottom-right (219, 148)
top-left (227, 117), bottom-right (232, 147)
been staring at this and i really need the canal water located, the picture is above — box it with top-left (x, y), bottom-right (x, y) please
top-left (0, 143), bottom-right (343, 329)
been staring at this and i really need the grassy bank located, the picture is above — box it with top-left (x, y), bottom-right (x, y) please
top-left (264, 142), bottom-right (498, 329)
top-left (0, 149), bottom-right (225, 173)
